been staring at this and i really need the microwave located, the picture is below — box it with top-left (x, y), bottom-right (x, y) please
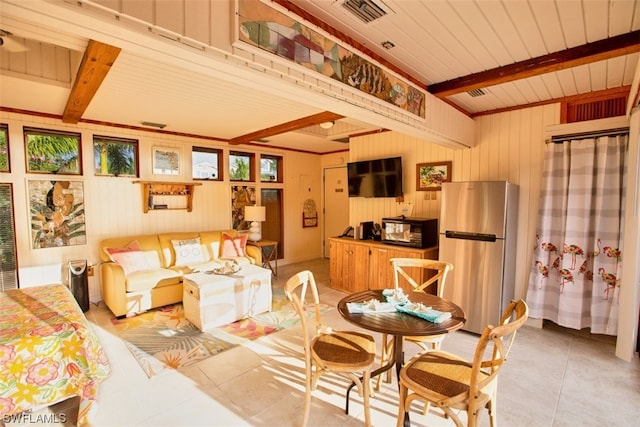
top-left (381, 217), bottom-right (438, 249)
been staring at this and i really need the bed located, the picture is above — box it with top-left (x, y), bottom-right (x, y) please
top-left (0, 284), bottom-right (110, 425)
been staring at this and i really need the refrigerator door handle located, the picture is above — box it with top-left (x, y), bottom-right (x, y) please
top-left (444, 231), bottom-right (497, 242)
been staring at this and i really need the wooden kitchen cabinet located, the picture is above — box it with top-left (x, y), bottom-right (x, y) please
top-left (329, 238), bottom-right (370, 293)
top-left (329, 237), bottom-right (438, 294)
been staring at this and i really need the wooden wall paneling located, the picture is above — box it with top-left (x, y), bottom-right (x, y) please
top-left (41, 43), bottom-right (56, 80)
top-left (185, 0), bottom-right (211, 44)
top-left (94, 0), bottom-right (119, 12)
top-left (6, 47), bottom-right (26, 74)
top-left (122, 0), bottom-right (153, 23)
top-left (25, 39), bottom-right (42, 77)
top-left (507, 109), bottom-right (522, 186)
top-left (156, 0), bottom-right (185, 35)
top-left (498, 112), bottom-right (511, 180)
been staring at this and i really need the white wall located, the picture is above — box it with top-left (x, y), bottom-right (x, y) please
top-left (1, 110), bottom-right (324, 300)
top-left (348, 104), bottom-right (560, 301)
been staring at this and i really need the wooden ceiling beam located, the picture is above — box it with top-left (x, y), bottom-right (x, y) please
top-left (62, 39), bottom-right (121, 124)
top-left (429, 30), bottom-right (640, 98)
top-left (229, 111), bottom-right (345, 145)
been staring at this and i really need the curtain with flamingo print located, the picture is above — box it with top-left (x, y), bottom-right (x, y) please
top-left (526, 133), bottom-right (628, 335)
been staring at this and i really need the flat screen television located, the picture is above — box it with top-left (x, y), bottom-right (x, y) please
top-left (347, 156), bottom-right (403, 198)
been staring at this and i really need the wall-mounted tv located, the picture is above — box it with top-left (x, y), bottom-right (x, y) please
top-left (347, 156), bottom-right (403, 198)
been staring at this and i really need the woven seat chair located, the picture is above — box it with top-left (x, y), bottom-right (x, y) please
top-left (284, 270), bottom-right (376, 427)
top-left (396, 299), bottom-right (529, 427)
top-left (376, 258), bottom-right (454, 391)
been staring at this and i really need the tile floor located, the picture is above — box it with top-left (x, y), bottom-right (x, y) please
top-left (10, 258), bottom-right (640, 427)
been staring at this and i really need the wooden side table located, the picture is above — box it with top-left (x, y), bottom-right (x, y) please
top-left (247, 239), bottom-right (278, 277)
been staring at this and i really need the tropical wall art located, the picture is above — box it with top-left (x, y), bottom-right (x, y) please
top-left (28, 179), bottom-right (86, 249)
top-left (153, 146), bottom-right (181, 175)
top-left (236, 0), bottom-right (425, 118)
top-left (24, 127), bottom-right (82, 175)
top-left (416, 161), bottom-right (452, 191)
top-left (231, 185), bottom-right (257, 230)
top-left (94, 135), bottom-right (139, 177)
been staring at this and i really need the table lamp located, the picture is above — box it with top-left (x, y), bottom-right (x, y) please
top-left (244, 205), bottom-right (266, 242)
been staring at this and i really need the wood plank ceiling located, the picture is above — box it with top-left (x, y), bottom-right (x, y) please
top-left (281, 0), bottom-right (640, 116)
top-left (1, 0), bottom-right (639, 153)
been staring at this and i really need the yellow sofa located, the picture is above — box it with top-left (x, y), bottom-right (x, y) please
top-left (99, 230), bottom-right (262, 317)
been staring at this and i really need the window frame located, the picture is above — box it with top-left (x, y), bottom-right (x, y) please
top-left (93, 135), bottom-right (139, 177)
top-left (0, 183), bottom-right (18, 290)
top-left (260, 154), bottom-right (283, 183)
top-left (0, 124), bottom-right (9, 173)
top-left (24, 127), bottom-right (83, 175)
top-left (229, 150), bottom-right (256, 182)
top-left (192, 146), bottom-right (223, 181)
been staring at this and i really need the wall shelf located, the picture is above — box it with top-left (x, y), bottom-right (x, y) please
top-left (134, 181), bottom-right (202, 213)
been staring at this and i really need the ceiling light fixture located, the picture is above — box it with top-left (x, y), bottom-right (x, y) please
top-left (141, 121), bottom-right (167, 129)
top-left (319, 121), bottom-right (335, 129)
top-left (381, 40), bottom-right (395, 49)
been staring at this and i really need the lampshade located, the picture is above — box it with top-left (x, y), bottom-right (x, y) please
top-left (319, 121), bottom-right (335, 129)
top-left (244, 205), bottom-right (266, 222)
top-left (245, 205), bottom-right (266, 241)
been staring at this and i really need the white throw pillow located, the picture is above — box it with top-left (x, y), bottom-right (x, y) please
top-left (172, 237), bottom-right (205, 266)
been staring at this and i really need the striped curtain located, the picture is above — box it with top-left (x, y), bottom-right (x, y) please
top-left (526, 134), bottom-right (628, 335)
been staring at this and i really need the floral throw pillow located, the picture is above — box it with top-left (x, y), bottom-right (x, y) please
top-left (220, 232), bottom-right (248, 258)
top-left (172, 237), bottom-right (205, 266)
top-left (103, 240), bottom-right (152, 276)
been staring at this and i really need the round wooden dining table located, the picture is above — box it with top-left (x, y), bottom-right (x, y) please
top-left (337, 289), bottom-right (466, 427)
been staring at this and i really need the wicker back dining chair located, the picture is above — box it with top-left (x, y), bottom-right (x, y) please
top-left (284, 270), bottom-right (376, 426)
top-left (396, 299), bottom-right (529, 427)
top-left (376, 258), bottom-right (454, 391)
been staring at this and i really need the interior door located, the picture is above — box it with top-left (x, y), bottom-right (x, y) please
top-left (323, 166), bottom-right (349, 258)
top-left (261, 189), bottom-right (283, 259)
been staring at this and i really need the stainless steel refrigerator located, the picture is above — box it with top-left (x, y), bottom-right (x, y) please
top-left (439, 181), bottom-right (519, 334)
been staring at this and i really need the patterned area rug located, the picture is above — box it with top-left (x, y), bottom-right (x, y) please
top-left (111, 287), bottom-right (328, 378)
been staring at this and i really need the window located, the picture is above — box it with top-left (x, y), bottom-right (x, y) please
top-left (0, 183), bottom-right (18, 290)
top-left (24, 127), bottom-right (82, 175)
top-left (192, 146), bottom-right (222, 180)
top-left (93, 135), bottom-right (139, 177)
top-left (0, 124), bottom-right (9, 172)
top-left (261, 188), bottom-right (284, 259)
top-left (260, 155), bottom-right (282, 182)
top-left (229, 151), bottom-right (255, 181)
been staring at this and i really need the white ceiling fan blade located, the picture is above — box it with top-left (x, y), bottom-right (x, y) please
top-left (0, 29), bottom-right (28, 53)
top-left (1, 36), bottom-right (28, 53)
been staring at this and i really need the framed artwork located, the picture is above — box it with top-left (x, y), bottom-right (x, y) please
top-left (94, 135), bottom-right (139, 177)
top-left (0, 124), bottom-right (9, 172)
top-left (28, 179), bottom-right (86, 249)
top-left (416, 161), bottom-right (452, 191)
top-left (24, 127), bottom-right (82, 175)
top-left (231, 185), bottom-right (256, 230)
top-left (152, 146), bottom-right (181, 175)
top-left (236, 0), bottom-right (425, 118)
top-left (302, 199), bottom-right (318, 228)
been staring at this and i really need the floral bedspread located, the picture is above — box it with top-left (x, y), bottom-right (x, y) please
top-left (0, 284), bottom-right (110, 424)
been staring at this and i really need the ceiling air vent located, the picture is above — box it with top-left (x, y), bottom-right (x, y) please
top-left (467, 88), bottom-right (487, 98)
top-left (342, 0), bottom-right (387, 24)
